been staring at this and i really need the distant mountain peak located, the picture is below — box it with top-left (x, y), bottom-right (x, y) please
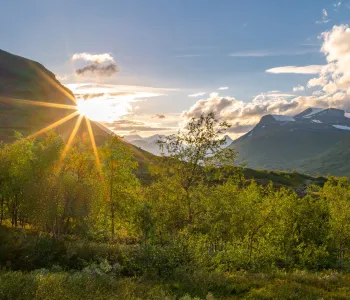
top-left (295, 107), bottom-right (324, 119)
top-left (230, 106), bottom-right (350, 176)
top-left (123, 134), bottom-right (142, 143)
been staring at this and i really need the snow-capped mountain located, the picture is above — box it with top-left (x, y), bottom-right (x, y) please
top-left (229, 107), bottom-right (350, 176)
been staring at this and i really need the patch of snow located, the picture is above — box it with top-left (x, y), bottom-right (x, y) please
top-left (332, 125), bottom-right (350, 131)
top-left (303, 108), bottom-right (324, 118)
top-left (311, 119), bottom-right (322, 124)
top-left (271, 115), bottom-right (295, 122)
top-left (262, 125), bottom-right (266, 128)
top-left (345, 112), bottom-right (350, 119)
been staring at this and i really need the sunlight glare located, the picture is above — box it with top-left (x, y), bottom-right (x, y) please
top-left (77, 98), bottom-right (130, 122)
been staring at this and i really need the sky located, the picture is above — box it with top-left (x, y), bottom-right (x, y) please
top-left (1, 0), bottom-right (350, 138)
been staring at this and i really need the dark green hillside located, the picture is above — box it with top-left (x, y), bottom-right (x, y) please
top-left (0, 49), bottom-right (75, 142)
top-left (231, 112), bottom-right (350, 177)
top-left (299, 138), bottom-right (350, 177)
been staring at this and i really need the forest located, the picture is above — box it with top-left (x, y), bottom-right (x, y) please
top-left (1, 113), bottom-right (350, 299)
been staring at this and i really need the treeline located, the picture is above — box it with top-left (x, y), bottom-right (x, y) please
top-left (1, 112), bottom-right (350, 273)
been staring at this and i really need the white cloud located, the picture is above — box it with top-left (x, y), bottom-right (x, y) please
top-left (307, 25), bottom-right (350, 91)
top-left (181, 90), bottom-right (350, 136)
top-left (188, 92), bottom-right (207, 97)
top-left (307, 76), bottom-right (328, 88)
top-left (313, 90), bottom-right (324, 96)
top-left (316, 9), bottom-right (330, 24)
top-left (71, 52), bottom-right (114, 63)
top-left (218, 87), bottom-right (229, 90)
top-left (323, 82), bottom-right (338, 94)
top-left (266, 65), bottom-right (324, 74)
top-left (293, 85), bottom-right (305, 92)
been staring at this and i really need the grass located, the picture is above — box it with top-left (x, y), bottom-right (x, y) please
top-left (1, 226), bottom-right (350, 299)
top-left (1, 270), bottom-right (350, 299)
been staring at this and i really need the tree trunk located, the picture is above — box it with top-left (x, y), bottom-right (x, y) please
top-left (0, 194), bottom-right (4, 225)
top-left (186, 189), bottom-right (192, 225)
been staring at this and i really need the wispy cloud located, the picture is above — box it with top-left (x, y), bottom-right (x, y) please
top-left (333, 1), bottom-right (342, 11)
top-left (260, 92), bottom-right (295, 98)
top-left (174, 54), bottom-right (202, 58)
top-left (65, 83), bottom-right (169, 122)
top-left (111, 119), bottom-right (173, 132)
top-left (316, 9), bottom-right (330, 24)
top-left (188, 92), bottom-right (207, 97)
top-left (153, 114), bottom-right (166, 119)
top-left (229, 48), bottom-right (317, 57)
top-left (218, 87), bottom-right (229, 90)
top-left (266, 65), bottom-right (324, 74)
top-left (76, 64), bottom-right (119, 77)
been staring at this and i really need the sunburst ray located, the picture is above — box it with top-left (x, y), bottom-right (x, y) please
top-left (58, 114), bottom-right (84, 165)
top-left (85, 118), bottom-right (103, 175)
top-left (0, 96), bottom-right (77, 110)
top-left (28, 111), bottom-right (80, 139)
top-left (28, 61), bottom-right (77, 104)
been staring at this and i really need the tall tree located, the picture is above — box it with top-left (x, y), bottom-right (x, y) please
top-left (100, 136), bottom-right (140, 241)
top-left (154, 112), bottom-right (236, 226)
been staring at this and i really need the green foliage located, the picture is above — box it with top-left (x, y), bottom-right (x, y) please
top-left (1, 113), bottom-right (350, 298)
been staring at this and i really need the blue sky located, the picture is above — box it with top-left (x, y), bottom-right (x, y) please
top-left (1, 0), bottom-right (350, 136)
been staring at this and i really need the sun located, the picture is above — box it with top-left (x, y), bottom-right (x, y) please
top-left (0, 94), bottom-right (103, 175)
top-left (76, 98), bottom-right (130, 122)
top-left (76, 99), bottom-right (88, 117)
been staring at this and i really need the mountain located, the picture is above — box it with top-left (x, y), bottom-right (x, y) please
top-left (122, 134), bottom-right (165, 155)
top-left (0, 49), bottom-right (153, 174)
top-left (230, 107), bottom-right (350, 176)
top-left (0, 49), bottom-right (78, 142)
top-left (123, 134), bottom-right (142, 143)
top-left (123, 134), bottom-right (234, 156)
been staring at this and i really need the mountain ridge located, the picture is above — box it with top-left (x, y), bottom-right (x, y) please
top-left (230, 107), bottom-right (350, 176)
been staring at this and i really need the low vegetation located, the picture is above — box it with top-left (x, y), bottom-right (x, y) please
top-left (0, 113), bottom-right (350, 299)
